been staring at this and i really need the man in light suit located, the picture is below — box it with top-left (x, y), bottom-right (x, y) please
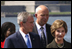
top-left (4, 12), bottom-right (41, 48)
top-left (32, 5), bottom-right (54, 48)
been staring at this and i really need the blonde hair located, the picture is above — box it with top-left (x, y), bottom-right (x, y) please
top-left (51, 19), bottom-right (67, 37)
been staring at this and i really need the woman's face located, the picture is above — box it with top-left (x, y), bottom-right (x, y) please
top-left (5, 24), bottom-right (15, 37)
top-left (55, 27), bottom-right (66, 41)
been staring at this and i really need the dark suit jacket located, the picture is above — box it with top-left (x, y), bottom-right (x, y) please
top-left (4, 30), bottom-right (41, 48)
top-left (32, 23), bottom-right (54, 47)
top-left (46, 39), bottom-right (71, 48)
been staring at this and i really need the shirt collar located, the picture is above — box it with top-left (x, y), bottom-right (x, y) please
top-left (19, 29), bottom-right (29, 37)
top-left (35, 22), bottom-right (46, 30)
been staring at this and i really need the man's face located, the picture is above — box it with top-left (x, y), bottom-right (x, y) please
top-left (36, 8), bottom-right (49, 26)
top-left (23, 16), bottom-right (34, 33)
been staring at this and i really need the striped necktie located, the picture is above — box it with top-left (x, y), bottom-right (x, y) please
top-left (40, 27), bottom-right (46, 48)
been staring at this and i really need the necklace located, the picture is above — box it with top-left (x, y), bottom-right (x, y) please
top-left (57, 43), bottom-right (64, 48)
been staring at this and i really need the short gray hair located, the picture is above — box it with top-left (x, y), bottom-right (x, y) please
top-left (17, 12), bottom-right (33, 25)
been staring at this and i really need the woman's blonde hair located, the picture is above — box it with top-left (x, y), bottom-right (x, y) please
top-left (51, 19), bottom-right (67, 37)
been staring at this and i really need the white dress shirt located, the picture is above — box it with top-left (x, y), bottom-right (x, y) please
top-left (19, 29), bottom-right (32, 47)
top-left (35, 22), bottom-right (47, 41)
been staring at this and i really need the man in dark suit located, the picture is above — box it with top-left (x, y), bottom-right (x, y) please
top-left (4, 12), bottom-right (41, 48)
top-left (32, 5), bottom-right (54, 48)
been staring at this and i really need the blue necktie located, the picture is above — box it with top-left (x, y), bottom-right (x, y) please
top-left (25, 34), bottom-right (32, 48)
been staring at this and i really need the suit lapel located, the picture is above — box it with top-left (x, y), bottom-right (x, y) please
top-left (45, 24), bottom-right (48, 44)
top-left (51, 39), bottom-right (58, 48)
top-left (33, 23), bottom-right (38, 34)
top-left (29, 33), bottom-right (35, 48)
top-left (46, 24), bottom-right (54, 44)
top-left (16, 31), bottom-right (27, 48)
top-left (33, 23), bottom-right (49, 44)
top-left (46, 24), bottom-right (51, 44)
